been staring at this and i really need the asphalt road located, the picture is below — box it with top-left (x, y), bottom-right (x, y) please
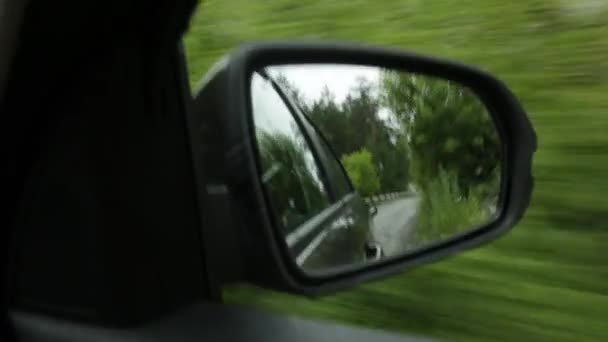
top-left (371, 195), bottom-right (420, 257)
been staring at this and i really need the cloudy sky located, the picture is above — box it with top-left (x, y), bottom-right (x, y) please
top-left (267, 64), bottom-right (397, 127)
top-left (252, 63), bottom-right (389, 138)
top-left (267, 64), bottom-right (381, 105)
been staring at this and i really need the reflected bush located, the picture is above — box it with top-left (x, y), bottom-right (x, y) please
top-left (415, 169), bottom-right (488, 244)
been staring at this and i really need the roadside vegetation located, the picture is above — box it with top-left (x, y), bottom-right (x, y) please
top-left (415, 169), bottom-right (488, 243)
top-left (340, 149), bottom-right (380, 198)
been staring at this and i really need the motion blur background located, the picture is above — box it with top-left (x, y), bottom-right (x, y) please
top-left (183, 1), bottom-right (608, 341)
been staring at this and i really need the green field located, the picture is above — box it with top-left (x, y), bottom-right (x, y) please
top-left (183, 1), bottom-right (608, 341)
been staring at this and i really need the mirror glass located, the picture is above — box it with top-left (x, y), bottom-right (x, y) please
top-left (250, 64), bottom-right (502, 275)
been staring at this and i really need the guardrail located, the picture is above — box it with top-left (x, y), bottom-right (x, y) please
top-left (364, 191), bottom-right (412, 205)
top-left (291, 191), bottom-right (414, 266)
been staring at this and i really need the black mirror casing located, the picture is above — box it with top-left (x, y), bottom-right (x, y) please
top-left (188, 41), bottom-right (536, 296)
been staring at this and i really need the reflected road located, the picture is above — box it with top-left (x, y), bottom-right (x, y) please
top-left (371, 196), bottom-right (419, 256)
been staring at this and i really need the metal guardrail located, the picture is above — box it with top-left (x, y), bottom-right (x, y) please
top-left (289, 191), bottom-right (414, 266)
top-left (364, 191), bottom-right (412, 205)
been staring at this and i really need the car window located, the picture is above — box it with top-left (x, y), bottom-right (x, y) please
top-left (250, 72), bottom-right (331, 234)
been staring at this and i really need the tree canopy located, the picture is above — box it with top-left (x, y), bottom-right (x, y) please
top-left (277, 75), bottom-right (411, 195)
top-left (381, 71), bottom-right (501, 196)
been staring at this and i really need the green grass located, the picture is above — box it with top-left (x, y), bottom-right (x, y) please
top-left (183, 1), bottom-right (608, 341)
top-left (224, 222), bottom-right (608, 342)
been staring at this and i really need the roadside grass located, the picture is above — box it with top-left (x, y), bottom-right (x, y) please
top-left (414, 169), bottom-right (488, 244)
top-left (224, 220), bottom-right (608, 342)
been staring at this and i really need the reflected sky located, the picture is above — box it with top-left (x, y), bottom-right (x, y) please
top-left (268, 64), bottom-right (380, 105)
top-left (266, 64), bottom-right (395, 125)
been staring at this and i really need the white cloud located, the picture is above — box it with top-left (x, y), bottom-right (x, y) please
top-left (267, 64), bottom-right (381, 105)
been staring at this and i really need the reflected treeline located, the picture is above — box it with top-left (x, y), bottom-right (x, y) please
top-left (381, 72), bottom-right (501, 196)
top-left (381, 72), bottom-right (501, 241)
top-left (257, 131), bottom-right (329, 233)
top-left (274, 74), bottom-right (411, 196)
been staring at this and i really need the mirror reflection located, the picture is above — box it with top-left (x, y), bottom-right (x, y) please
top-left (251, 64), bottom-right (502, 274)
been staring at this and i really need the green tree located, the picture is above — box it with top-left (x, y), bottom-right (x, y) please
top-left (340, 149), bottom-right (380, 197)
top-left (381, 71), bottom-right (500, 196)
top-left (375, 133), bottom-right (410, 192)
top-left (264, 72), bottom-right (406, 196)
top-left (307, 87), bottom-right (353, 156)
top-left (306, 78), bottom-right (411, 193)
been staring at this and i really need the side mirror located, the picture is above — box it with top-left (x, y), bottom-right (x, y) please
top-left (189, 41), bottom-right (536, 295)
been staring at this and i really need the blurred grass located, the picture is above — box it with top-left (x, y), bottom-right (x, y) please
top-left (183, 0), bottom-right (608, 341)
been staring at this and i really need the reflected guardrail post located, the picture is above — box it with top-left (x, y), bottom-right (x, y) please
top-left (364, 191), bottom-right (413, 206)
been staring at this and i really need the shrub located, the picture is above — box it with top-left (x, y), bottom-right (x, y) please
top-left (415, 169), bottom-right (488, 244)
top-left (341, 149), bottom-right (381, 197)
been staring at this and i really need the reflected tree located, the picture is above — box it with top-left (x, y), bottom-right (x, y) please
top-left (381, 71), bottom-right (501, 196)
top-left (341, 149), bottom-right (381, 197)
top-left (257, 131), bottom-right (330, 232)
top-left (273, 74), bottom-right (412, 195)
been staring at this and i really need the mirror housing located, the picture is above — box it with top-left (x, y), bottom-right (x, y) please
top-left (188, 41), bottom-right (536, 296)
